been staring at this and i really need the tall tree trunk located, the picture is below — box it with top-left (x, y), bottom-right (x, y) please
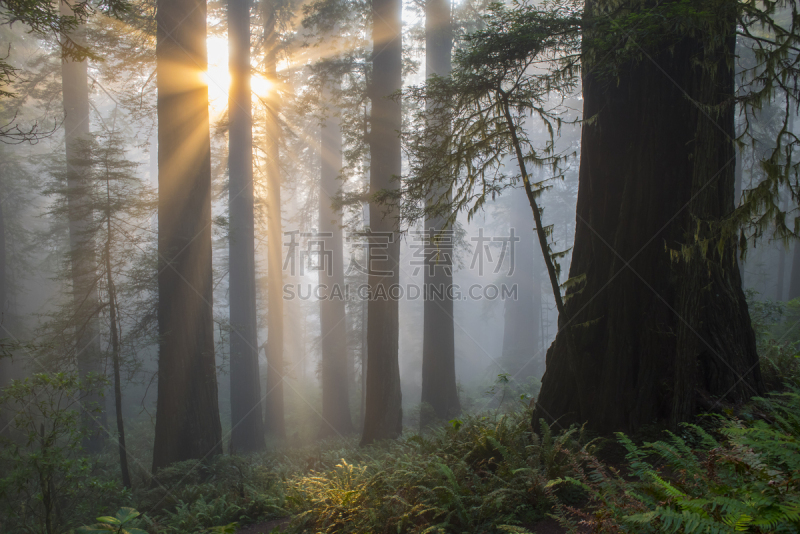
top-left (319, 85), bottom-right (354, 436)
top-left (60, 10), bottom-right (105, 453)
top-left (263, 2), bottom-right (285, 441)
top-left (420, 0), bottom-right (460, 429)
top-left (533, 0), bottom-right (763, 433)
top-left (152, 0), bottom-right (223, 470)
top-left (228, 0), bottom-right (266, 454)
top-left (104, 191), bottom-right (131, 488)
top-left (360, 0), bottom-right (403, 446)
top-left (501, 191), bottom-right (541, 381)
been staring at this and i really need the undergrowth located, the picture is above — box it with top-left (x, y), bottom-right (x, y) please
top-left (550, 390), bottom-right (800, 533)
top-left (284, 408), bottom-right (593, 533)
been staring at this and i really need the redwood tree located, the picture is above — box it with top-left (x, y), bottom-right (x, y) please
top-left (228, 0), bottom-right (265, 454)
top-left (262, 0), bottom-right (286, 441)
top-left (152, 0), bottom-right (222, 470)
top-left (319, 85), bottom-right (354, 437)
top-left (420, 0), bottom-right (461, 428)
top-left (361, 0), bottom-right (403, 446)
top-left (533, 0), bottom-right (764, 433)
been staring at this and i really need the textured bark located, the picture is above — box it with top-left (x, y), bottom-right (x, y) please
top-left (420, 0), bottom-right (460, 428)
top-left (319, 87), bottom-right (354, 437)
top-left (534, 0), bottom-right (763, 433)
top-left (228, 0), bottom-right (265, 454)
top-left (60, 14), bottom-right (105, 453)
top-left (501, 191), bottom-right (541, 380)
top-left (152, 0), bottom-right (223, 470)
top-left (263, 3), bottom-right (285, 441)
top-left (360, 0), bottom-right (403, 446)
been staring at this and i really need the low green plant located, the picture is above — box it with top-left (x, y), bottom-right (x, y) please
top-left (550, 390), bottom-right (800, 533)
top-left (0, 372), bottom-right (121, 534)
top-left (76, 507), bottom-right (147, 534)
top-left (286, 407), bottom-right (590, 533)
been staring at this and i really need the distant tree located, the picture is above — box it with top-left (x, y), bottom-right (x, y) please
top-left (262, 0), bottom-right (286, 442)
top-left (91, 112), bottom-right (152, 488)
top-left (501, 189), bottom-right (542, 380)
top-left (228, 0), bottom-right (266, 454)
top-left (152, 0), bottom-right (222, 470)
top-left (420, 0), bottom-right (460, 429)
top-left (360, 0), bottom-right (403, 446)
top-left (60, 5), bottom-right (105, 453)
top-left (318, 84), bottom-right (355, 437)
top-left (0, 0), bottom-right (128, 141)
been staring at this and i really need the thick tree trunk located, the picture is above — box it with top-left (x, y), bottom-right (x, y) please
top-left (501, 191), bottom-right (541, 381)
top-left (152, 0), bottom-right (223, 470)
top-left (420, 0), bottom-right (460, 429)
top-left (360, 0), bottom-right (403, 446)
top-left (319, 86), bottom-right (354, 437)
top-left (533, 0), bottom-right (763, 433)
top-left (228, 0), bottom-right (266, 454)
top-left (263, 3), bottom-right (285, 441)
top-left (61, 15), bottom-right (105, 453)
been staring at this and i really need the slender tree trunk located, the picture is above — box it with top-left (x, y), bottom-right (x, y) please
top-left (790, 244), bottom-right (800, 300)
top-left (0, 197), bottom-right (7, 409)
top-left (777, 195), bottom-right (787, 300)
top-left (0, 198), bottom-right (5, 325)
top-left (104, 196), bottom-right (131, 488)
top-left (263, 2), bottom-right (285, 441)
top-left (152, 0), bottom-right (223, 470)
top-left (360, 0), bottom-right (403, 446)
top-left (228, 0), bottom-right (266, 454)
top-left (60, 9), bottom-right (105, 453)
top-left (319, 84), bottom-right (354, 437)
top-left (420, 0), bottom-right (460, 429)
top-left (533, 0), bottom-right (763, 433)
top-left (501, 191), bottom-right (541, 381)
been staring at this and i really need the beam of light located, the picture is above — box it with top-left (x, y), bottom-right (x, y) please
top-left (203, 36), bottom-right (277, 117)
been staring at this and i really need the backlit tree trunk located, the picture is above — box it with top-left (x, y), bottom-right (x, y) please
top-left (228, 0), bottom-right (266, 453)
top-left (360, 0), bottom-right (403, 445)
top-left (263, 1), bottom-right (285, 441)
top-left (319, 85), bottom-right (354, 436)
top-left (534, 0), bottom-right (763, 433)
top-left (420, 0), bottom-right (460, 428)
top-left (152, 0), bottom-right (223, 470)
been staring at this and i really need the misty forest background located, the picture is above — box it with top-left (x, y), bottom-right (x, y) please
top-left (1, 0), bottom-right (800, 532)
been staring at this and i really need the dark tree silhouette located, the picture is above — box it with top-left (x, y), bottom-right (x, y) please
top-left (361, 0), bottom-right (403, 446)
top-left (534, 0), bottom-right (764, 432)
top-left (420, 0), bottom-right (460, 428)
top-left (152, 0), bottom-right (222, 470)
top-left (228, 0), bottom-right (266, 454)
